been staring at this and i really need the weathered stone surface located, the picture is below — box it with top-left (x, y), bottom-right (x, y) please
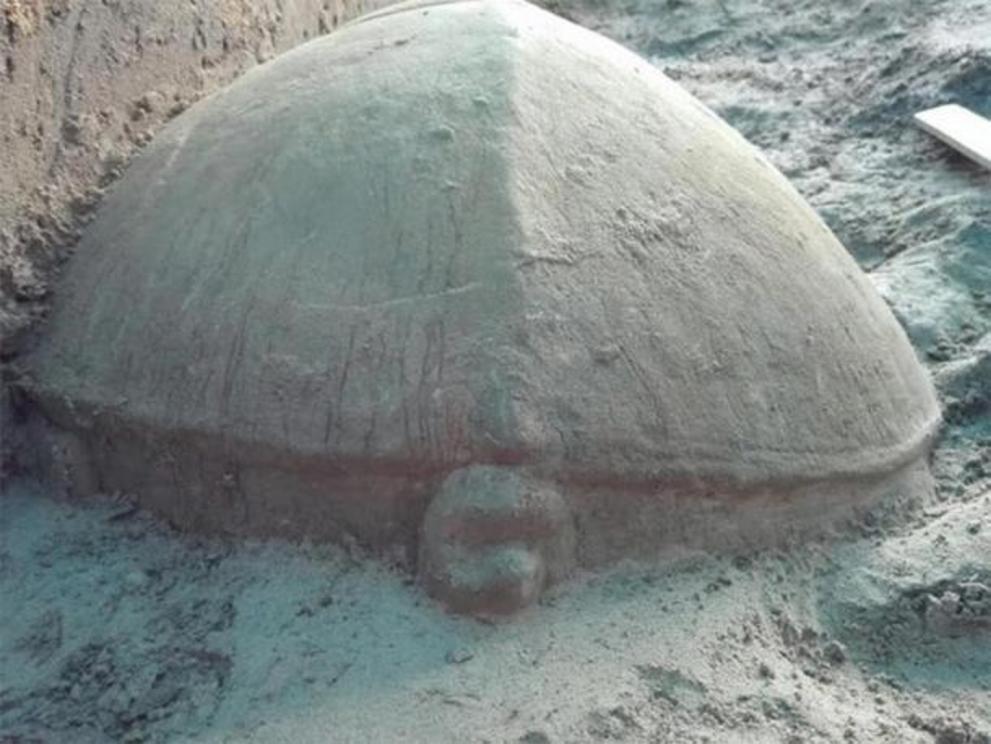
top-left (25, 0), bottom-right (941, 612)
top-left (420, 466), bottom-right (575, 614)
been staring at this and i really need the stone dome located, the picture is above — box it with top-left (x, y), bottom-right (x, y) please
top-left (27, 0), bottom-right (940, 614)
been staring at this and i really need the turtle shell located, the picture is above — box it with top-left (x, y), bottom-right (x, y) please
top-left (28, 0), bottom-right (939, 540)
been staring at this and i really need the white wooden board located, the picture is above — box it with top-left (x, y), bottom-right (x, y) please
top-left (914, 104), bottom-right (991, 170)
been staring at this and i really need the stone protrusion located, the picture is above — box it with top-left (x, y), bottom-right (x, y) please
top-left (419, 466), bottom-right (576, 615)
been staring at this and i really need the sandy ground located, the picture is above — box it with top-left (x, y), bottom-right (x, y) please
top-left (1, 0), bottom-right (990, 742)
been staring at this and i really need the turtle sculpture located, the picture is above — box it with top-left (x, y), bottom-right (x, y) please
top-left (25, 0), bottom-right (941, 614)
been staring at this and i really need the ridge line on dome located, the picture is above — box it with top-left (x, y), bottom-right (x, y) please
top-left (24, 382), bottom-right (941, 487)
